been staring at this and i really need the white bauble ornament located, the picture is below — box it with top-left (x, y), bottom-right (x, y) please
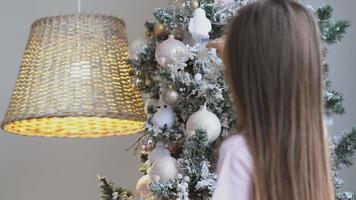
top-left (188, 8), bottom-right (212, 42)
top-left (215, 0), bottom-right (234, 7)
top-left (148, 142), bottom-right (171, 163)
top-left (129, 37), bottom-right (149, 60)
top-left (148, 156), bottom-right (178, 182)
top-left (186, 104), bottom-right (221, 143)
top-left (194, 73), bottom-right (202, 82)
top-left (136, 175), bottom-right (152, 198)
top-left (162, 87), bottom-right (179, 105)
top-left (155, 35), bottom-right (189, 67)
top-left (151, 98), bottom-right (176, 129)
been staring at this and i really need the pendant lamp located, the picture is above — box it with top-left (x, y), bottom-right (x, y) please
top-left (1, 14), bottom-right (146, 138)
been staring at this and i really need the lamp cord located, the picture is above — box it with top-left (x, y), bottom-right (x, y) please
top-left (78, 0), bottom-right (81, 14)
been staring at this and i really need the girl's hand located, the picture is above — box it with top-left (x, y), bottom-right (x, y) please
top-left (207, 36), bottom-right (226, 61)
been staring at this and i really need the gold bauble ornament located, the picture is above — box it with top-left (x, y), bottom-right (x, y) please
top-left (145, 76), bottom-right (153, 87)
top-left (145, 30), bottom-right (152, 37)
top-left (154, 24), bottom-right (166, 38)
top-left (191, 0), bottom-right (199, 9)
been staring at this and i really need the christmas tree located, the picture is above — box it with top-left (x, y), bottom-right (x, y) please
top-left (98, 1), bottom-right (355, 200)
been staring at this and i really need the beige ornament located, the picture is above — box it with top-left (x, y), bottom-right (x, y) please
top-left (136, 175), bottom-right (152, 199)
top-left (191, 0), bottom-right (199, 9)
top-left (145, 76), bottom-right (153, 87)
top-left (186, 104), bottom-right (221, 143)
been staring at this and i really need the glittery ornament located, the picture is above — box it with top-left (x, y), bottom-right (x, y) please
top-left (131, 76), bottom-right (144, 89)
top-left (169, 0), bottom-right (195, 13)
top-left (155, 35), bottom-right (189, 67)
top-left (186, 104), bottom-right (221, 143)
top-left (162, 87), bottom-right (179, 105)
top-left (154, 24), bottom-right (166, 39)
top-left (129, 37), bottom-right (149, 60)
top-left (136, 175), bottom-right (152, 198)
top-left (138, 135), bottom-right (156, 152)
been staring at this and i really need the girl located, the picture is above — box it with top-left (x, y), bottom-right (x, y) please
top-left (209, 0), bottom-right (335, 199)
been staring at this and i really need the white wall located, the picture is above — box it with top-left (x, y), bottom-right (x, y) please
top-left (0, 1), bottom-right (167, 200)
top-left (0, 1), bottom-right (354, 200)
top-left (304, 0), bottom-right (356, 193)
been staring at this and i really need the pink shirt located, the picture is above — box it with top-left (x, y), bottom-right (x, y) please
top-left (212, 134), bottom-right (253, 200)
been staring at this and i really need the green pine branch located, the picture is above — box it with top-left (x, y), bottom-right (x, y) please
top-left (333, 128), bottom-right (356, 170)
top-left (317, 5), bottom-right (351, 45)
top-left (325, 83), bottom-right (345, 115)
top-left (331, 128), bottom-right (356, 199)
top-left (316, 4), bottom-right (350, 116)
top-left (316, 4), bottom-right (334, 21)
top-left (98, 175), bottom-right (133, 200)
top-left (153, 7), bottom-right (188, 32)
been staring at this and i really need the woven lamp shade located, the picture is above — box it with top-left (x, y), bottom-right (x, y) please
top-left (1, 14), bottom-right (146, 138)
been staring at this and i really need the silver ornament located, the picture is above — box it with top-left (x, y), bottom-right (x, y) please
top-left (162, 88), bottom-right (179, 105)
top-left (129, 38), bottom-right (149, 60)
top-left (131, 76), bottom-right (144, 89)
top-left (169, 0), bottom-right (196, 14)
top-left (194, 73), bottom-right (202, 82)
top-left (138, 135), bottom-right (156, 152)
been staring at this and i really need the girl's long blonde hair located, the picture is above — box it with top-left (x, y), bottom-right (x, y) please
top-left (225, 0), bottom-right (334, 199)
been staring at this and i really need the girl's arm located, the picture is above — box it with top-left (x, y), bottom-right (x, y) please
top-left (212, 135), bottom-right (253, 200)
top-left (207, 36), bottom-right (226, 62)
